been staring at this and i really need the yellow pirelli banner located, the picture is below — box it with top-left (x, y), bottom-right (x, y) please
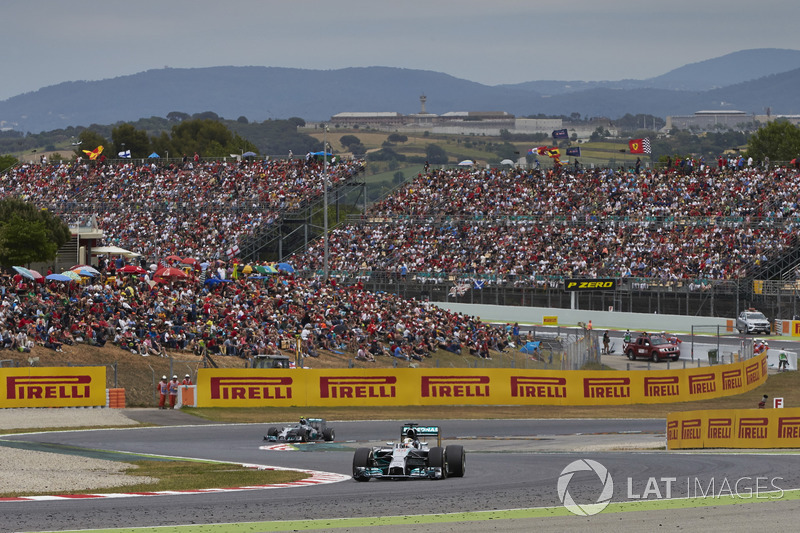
top-left (0, 366), bottom-right (107, 408)
top-left (668, 407), bottom-right (800, 449)
top-left (197, 352), bottom-right (767, 408)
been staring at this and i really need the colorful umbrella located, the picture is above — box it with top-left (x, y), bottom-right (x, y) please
top-left (256, 265), bottom-right (278, 274)
top-left (45, 273), bottom-right (73, 282)
top-left (60, 270), bottom-right (82, 281)
top-left (12, 266), bottom-right (35, 280)
top-left (28, 269), bottom-right (44, 280)
top-left (72, 267), bottom-right (97, 277)
top-left (276, 262), bottom-right (295, 273)
top-left (155, 267), bottom-right (188, 279)
top-left (240, 264), bottom-right (253, 274)
top-left (118, 265), bottom-right (147, 275)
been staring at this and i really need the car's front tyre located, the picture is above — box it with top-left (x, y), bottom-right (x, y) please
top-left (353, 448), bottom-right (373, 482)
top-left (429, 446), bottom-right (447, 479)
top-left (445, 445), bottom-right (465, 477)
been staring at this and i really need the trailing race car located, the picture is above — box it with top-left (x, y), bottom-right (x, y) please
top-left (264, 417), bottom-right (335, 442)
top-left (352, 423), bottom-right (465, 481)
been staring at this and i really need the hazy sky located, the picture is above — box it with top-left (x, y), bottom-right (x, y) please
top-left (3, 0), bottom-right (798, 101)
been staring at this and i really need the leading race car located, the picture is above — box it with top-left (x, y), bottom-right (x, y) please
top-left (352, 423), bottom-right (465, 481)
top-left (264, 417), bottom-right (335, 443)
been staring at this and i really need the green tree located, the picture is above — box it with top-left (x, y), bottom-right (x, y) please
top-left (746, 121), bottom-right (800, 162)
top-left (387, 133), bottom-right (408, 143)
top-left (75, 130), bottom-right (109, 158)
top-left (111, 123), bottom-right (150, 159)
top-left (425, 144), bottom-right (448, 165)
top-left (0, 155), bottom-right (19, 172)
top-left (0, 198), bottom-right (71, 267)
top-left (340, 135), bottom-right (361, 149)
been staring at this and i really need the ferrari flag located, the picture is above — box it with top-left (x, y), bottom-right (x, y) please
top-left (629, 138), bottom-right (651, 154)
top-left (546, 148), bottom-right (560, 158)
top-left (83, 145), bottom-right (104, 160)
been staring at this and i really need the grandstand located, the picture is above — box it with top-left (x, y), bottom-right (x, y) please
top-left (1, 155), bottom-right (800, 365)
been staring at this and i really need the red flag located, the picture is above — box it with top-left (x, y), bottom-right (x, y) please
top-left (629, 138), bottom-right (651, 154)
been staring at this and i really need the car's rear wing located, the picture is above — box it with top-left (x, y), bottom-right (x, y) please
top-left (402, 423), bottom-right (441, 447)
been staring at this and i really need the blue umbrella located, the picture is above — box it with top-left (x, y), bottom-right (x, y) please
top-left (204, 278), bottom-right (232, 285)
top-left (46, 273), bottom-right (73, 282)
top-left (148, 152), bottom-right (160, 158)
top-left (242, 151), bottom-right (257, 157)
top-left (276, 262), bottom-right (295, 273)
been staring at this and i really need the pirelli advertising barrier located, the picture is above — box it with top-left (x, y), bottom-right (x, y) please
top-left (0, 366), bottom-right (107, 408)
top-left (668, 407), bottom-right (800, 449)
top-left (197, 352), bottom-right (767, 408)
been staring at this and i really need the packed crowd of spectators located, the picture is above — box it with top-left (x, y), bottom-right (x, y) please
top-left (291, 164), bottom-right (800, 283)
top-left (2, 154), bottom-right (800, 362)
top-left (0, 267), bottom-right (510, 362)
top-left (1, 156), bottom-right (364, 262)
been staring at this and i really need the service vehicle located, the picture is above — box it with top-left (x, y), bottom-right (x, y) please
top-left (264, 417), bottom-right (335, 442)
top-left (352, 423), bottom-right (465, 481)
top-left (736, 309), bottom-right (771, 335)
top-left (624, 334), bottom-right (680, 362)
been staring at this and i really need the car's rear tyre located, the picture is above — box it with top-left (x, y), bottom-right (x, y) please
top-left (323, 428), bottom-right (335, 441)
top-left (267, 427), bottom-right (278, 437)
top-left (353, 447), bottom-right (372, 482)
top-left (445, 445), bottom-right (465, 477)
top-left (627, 350), bottom-right (635, 361)
top-left (429, 446), bottom-right (447, 479)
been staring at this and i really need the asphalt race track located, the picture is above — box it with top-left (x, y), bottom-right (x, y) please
top-left (3, 418), bottom-right (800, 532)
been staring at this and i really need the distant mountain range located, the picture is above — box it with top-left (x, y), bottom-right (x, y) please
top-left (2, 48), bottom-right (799, 133)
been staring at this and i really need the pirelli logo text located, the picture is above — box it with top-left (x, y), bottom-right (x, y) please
top-left (707, 418), bottom-right (733, 439)
top-left (209, 376), bottom-right (292, 400)
top-left (6, 375), bottom-right (91, 400)
top-left (721, 369), bottom-right (742, 391)
top-left (583, 377), bottom-right (630, 399)
top-left (421, 376), bottom-right (489, 398)
top-left (778, 417), bottom-right (800, 439)
top-left (745, 361), bottom-right (761, 386)
top-left (510, 376), bottom-right (567, 398)
top-left (688, 373), bottom-right (716, 395)
top-left (738, 417), bottom-right (768, 439)
top-left (681, 418), bottom-right (702, 440)
top-left (319, 376), bottom-right (396, 399)
top-left (666, 420), bottom-right (679, 441)
top-left (644, 376), bottom-right (679, 397)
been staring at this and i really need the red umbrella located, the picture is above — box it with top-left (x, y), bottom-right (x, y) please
top-left (28, 269), bottom-right (44, 281)
top-left (180, 257), bottom-right (199, 265)
top-left (165, 255), bottom-right (183, 263)
top-left (118, 265), bottom-right (147, 275)
top-left (155, 267), bottom-right (188, 279)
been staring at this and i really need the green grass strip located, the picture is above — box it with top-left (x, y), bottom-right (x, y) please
top-left (52, 488), bottom-right (800, 532)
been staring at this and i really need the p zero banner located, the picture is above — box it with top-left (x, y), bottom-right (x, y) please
top-left (197, 352), bottom-right (767, 408)
top-left (564, 278), bottom-right (617, 291)
top-left (668, 407), bottom-right (800, 449)
top-left (0, 367), bottom-right (107, 408)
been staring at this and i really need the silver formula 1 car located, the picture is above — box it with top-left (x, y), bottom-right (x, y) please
top-left (352, 423), bottom-right (465, 481)
top-left (264, 417), bottom-right (335, 443)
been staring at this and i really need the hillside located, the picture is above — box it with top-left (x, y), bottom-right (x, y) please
top-left (2, 48), bottom-right (800, 133)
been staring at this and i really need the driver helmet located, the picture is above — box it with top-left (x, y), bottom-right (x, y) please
top-left (403, 437), bottom-right (412, 447)
top-left (300, 418), bottom-right (308, 425)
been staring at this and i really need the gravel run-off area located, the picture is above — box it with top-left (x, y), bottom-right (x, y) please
top-left (0, 408), bottom-right (156, 494)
